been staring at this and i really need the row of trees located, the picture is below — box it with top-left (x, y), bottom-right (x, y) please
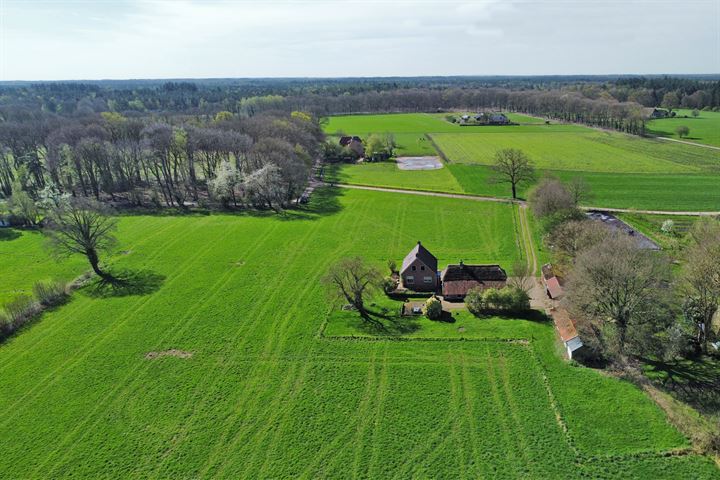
top-left (531, 177), bottom-right (719, 364)
top-left (0, 110), bottom-right (324, 216)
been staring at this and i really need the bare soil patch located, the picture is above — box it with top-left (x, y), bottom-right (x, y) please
top-left (145, 349), bottom-right (193, 359)
top-left (396, 156), bottom-right (443, 170)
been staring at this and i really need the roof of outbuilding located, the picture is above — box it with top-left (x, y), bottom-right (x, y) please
top-left (401, 241), bottom-right (438, 274)
top-left (441, 263), bottom-right (507, 282)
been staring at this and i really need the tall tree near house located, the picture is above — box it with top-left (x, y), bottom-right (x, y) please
top-left (490, 148), bottom-right (535, 199)
top-left (323, 257), bottom-right (383, 327)
top-left (681, 219), bottom-right (720, 353)
top-left (565, 234), bottom-right (671, 359)
top-left (46, 197), bottom-right (118, 282)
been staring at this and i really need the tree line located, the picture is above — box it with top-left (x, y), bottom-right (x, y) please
top-left (0, 109), bottom-right (323, 219)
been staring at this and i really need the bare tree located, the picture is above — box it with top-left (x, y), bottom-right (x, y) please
top-left (323, 257), bottom-right (382, 325)
top-left (46, 197), bottom-right (118, 281)
top-left (681, 219), bottom-right (720, 353)
top-left (528, 177), bottom-right (574, 217)
top-left (564, 234), bottom-right (671, 358)
top-left (508, 261), bottom-right (533, 294)
top-left (549, 219), bottom-right (608, 272)
top-left (567, 177), bottom-right (592, 206)
top-left (490, 148), bottom-right (535, 199)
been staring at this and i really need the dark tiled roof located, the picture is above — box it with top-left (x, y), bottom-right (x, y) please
top-left (441, 264), bottom-right (506, 282)
top-left (401, 242), bottom-right (438, 274)
top-left (443, 279), bottom-right (506, 297)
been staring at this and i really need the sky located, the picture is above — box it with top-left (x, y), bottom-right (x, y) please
top-left (1, 0), bottom-right (718, 81)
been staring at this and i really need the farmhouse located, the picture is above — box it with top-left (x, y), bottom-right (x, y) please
top-left (441, 261), bottom-right (507, 301)
top-left (489, 113), bottom-right (510, 125)
top-left (339, 135), bottom-right (364, 157)
top-left (650, 108), bottom-right (671, 118)
top-left (400, 241), bottom-right (438, 291)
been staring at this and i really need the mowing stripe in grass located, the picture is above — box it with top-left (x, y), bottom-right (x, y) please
top-left (0, 218), bottom-right (211, 426)
top-left (34, 218), bottom-right (255, 476)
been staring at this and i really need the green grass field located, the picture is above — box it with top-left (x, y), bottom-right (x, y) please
top-left (321, 113), bottom-right (720, 211)
top-left (432, 131), bottom-right (719, 174)
top-left (647, 109), bottom-right (720, 147)
top-left (327, 161), bottom-right (464, 194)
top-left (0, 228), bottom-right (85, 308)
top-left (1, 188), bottom-right (716, 478)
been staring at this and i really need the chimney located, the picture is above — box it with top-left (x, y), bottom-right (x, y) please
top-left (417, 241), bottom-right (421, 245)
top-left (459, 259), bottom-right (464, 266)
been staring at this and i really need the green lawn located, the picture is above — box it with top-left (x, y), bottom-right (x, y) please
top-left (432, 131), bottom-right (718, 174)
top-left (1, 187), bottom-right (715, 478)
top-left (647, 109), bottom-right (720, 147)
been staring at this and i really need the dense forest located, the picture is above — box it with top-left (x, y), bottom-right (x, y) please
top-left (1, 75), bottom-right (719, 215)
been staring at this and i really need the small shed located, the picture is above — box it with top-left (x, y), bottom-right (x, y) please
top-left (541, 263), bottom-right (564, 300)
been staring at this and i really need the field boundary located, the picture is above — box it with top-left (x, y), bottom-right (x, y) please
top-left (325, 183), bottom-right (720, 216)
top-left (424, 133), bottom-right (451, 163)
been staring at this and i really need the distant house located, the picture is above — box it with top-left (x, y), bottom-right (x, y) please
top-left (541, 263), bottom-right (564, 300)
top-left (339, 136), bottom-right (364, 157)
top-left (400, 241), bottom-right (438, 292)
top-left (440, 261), bottom-right (507, 301)
top-left (650, 108), bottom-right (670, 119)
top-left (489, 113), bottom-right (509, 125)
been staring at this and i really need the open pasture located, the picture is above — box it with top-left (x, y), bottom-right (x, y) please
top-left (0, 187), bottom-right (715, 478)
top-left (432, 130), bottom-right (719, 174)
top-left (647, 109), bottom-right (720, 147)
top-left (0, 228), bottom-right (85, 307)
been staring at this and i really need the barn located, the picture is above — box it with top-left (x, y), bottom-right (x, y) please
top-left (440, 261), bottom-right (507, 301)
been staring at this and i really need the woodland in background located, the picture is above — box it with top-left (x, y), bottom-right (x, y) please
top-left (1, 75), bottom-right (719, 211)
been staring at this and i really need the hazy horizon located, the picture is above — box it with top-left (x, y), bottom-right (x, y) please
top-left (2, 0), bottom-right (718, 81)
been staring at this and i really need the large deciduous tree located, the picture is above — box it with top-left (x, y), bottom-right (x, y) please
top-left (490, 148), bottom-right (535, 199)
top-left (323, 257), bottom-right (382, 325)
top-left (565, 234), bottom-right (671, 359)
top-left (46, 197), bottom-right (118, 281)
top-left (681, 219), bottom-right (720, 354)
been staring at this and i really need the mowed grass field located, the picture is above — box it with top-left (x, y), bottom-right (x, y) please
top-left (322, 113), bottom-right (720, 211)
top-left (1, 188), bottom-right (717, 478)
top-left (432, 130), bottom-right (719, 174)
top-left (647, 109), bottom-right (720, 147)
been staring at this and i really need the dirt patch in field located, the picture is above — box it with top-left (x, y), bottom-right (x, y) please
top-left (145, 349), bottom-right (193, 359)
top-left (396, 156), bottom-right (443, 170)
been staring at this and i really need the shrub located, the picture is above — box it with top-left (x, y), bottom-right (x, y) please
top-left (466, 286), bottom-right (530, 316)
top-left (424, 296), bottom-right (442, 320)
top-left (660, 219), bottom-right (674, 234)
top-left (33, 280), bottom-right (68, 307)
top-left (465, 287), bottom-right (485, 315)
top-left (382, 276), bottom-right (397, 294)
top-left (4, 295), bottom-right (36, 324)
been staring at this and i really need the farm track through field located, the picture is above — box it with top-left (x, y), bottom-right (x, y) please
top-left (655, 136), bottom-right (720, 151)
top-left (333, 183), bottom-right (720, 216)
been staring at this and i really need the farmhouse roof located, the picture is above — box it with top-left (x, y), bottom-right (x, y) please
top-left (441, 263), bottom-right (508, 298)
top-left (339, 135), bottom-right (362, 146)
top-left (441, 263), bottom-right (506, 283)
top-left (401, 241), bottom-right (438, 274)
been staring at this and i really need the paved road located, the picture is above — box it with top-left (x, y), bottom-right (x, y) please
top-left (332, 183), bottom-right (720, 216)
